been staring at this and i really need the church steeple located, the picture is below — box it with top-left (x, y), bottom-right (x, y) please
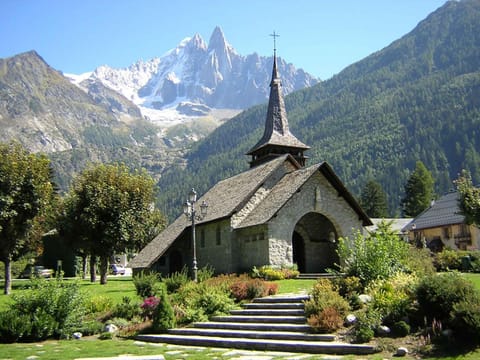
top-left (247, 34), bottom-right (310, 168)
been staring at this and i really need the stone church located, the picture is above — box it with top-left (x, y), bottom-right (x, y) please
top-left (129, 52), bottom-right (372, 276)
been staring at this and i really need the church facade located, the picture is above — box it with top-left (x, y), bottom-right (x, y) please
top-left (129, 52), bottom-right (371, 276)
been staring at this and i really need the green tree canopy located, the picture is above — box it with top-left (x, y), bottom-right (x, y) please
top-left (456, 170), bottom-right (480, 226)
top-left (0, 142), bottom-right (55, 294)
top-left (402, 161), bottom-right (435, 217)
top-left (60, 163), bottom-right (165, 284)
top-left (359, 180), bottom-right (388, 218)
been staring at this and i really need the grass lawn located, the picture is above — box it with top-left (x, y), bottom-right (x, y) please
top-left (1, 274), bottom-right (480, 359)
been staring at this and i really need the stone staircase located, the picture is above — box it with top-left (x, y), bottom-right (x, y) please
top-left (136, 294), bottom-right (377, 355)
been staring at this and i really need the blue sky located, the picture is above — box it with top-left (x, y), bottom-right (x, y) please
top-left (1, 0), bottom-right (446, 79)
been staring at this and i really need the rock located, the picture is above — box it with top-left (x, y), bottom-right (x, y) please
top-left (396, 347), bottom-right (409, 357)
top-left (345, 314), bottom-right (357, 325)
top-left (104, 323), bottom-right (119, 333)
top-left (358, 294), bottom-right (372, 303)
top-left (377, 325), bottom-right (391, 336)
top-left (72, 331), bottom-right (83, 339)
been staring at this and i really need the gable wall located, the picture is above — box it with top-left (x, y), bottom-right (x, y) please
top-left (268, 171), bottom-right (365, 267)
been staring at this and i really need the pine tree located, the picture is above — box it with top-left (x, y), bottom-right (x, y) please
top-left (359, 180), bottom-right (388, 218)
top-left (402, 161), bottom-right (435, 217)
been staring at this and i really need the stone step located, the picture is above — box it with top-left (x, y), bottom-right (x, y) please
top-left (252, 295), bottom-right (310, 303)
top-left (230, 308), bottom-right (305, 316)
top-left (242, 302), bottom-right (304, 309)
top-left (297, 273), bottom-right (337, 279)
top-left (135, 334), bottom-right (377, 355)
top-left (194, 321), bottom-right (312, 333)
top-left (211, 315), bottom-right (307, 324)
top-left (167, 327), bottom-right (336, 342)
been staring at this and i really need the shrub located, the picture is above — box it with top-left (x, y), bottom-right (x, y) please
top-left (196, 286), bottom-right (236, 317)
top-left (334, 276), bottom-right (363, 297)
top-left (163, 266), bottom-right (189, 294)
top-left (352, 308), bottom-right (382, 343)
top-left (0, 310), bottom-right (32, 343)
top-left (354, 325), bottom-right (374, 343)
top-left (85, 295), bottom-right (114, 315)
top-left (133, 272), bottom-right (160, 298)
top-left (252, 265), bottom-right (300, 280)
top-left (197, 265), bottom-right (215, 282)
top-left (10, 277), bottom-right (86, 340)
top-left (415, 272), bottom-right (478, 325)
top-left (307, 306), bottom-right (344, 332)
top-left (304, 279), bottom-right (350, 333)
top-left (450, 296), bottom-right (480, 344)
top-left (76, 320), bottom-right (104, 336)
top-left (337, 221), bottom-right (410, 287)
top-left (392, 321), bottom-right (411, 337)
top-left (435, 249), bottom-right (463, 271)
top-left (246, 278), bottom-right (269, 299)
top-left (404, 246), bottom-right (435, 276)
top-left (367, 273), bottom-right (417, 325)
top-left (111, 296), bottom-right (142, 320)
top-left (141, 296), bottom-right (160, 319)
top-left (229, 275), bottom-right (277, 302)
top-left (152, 283), bottom-right (176, 332)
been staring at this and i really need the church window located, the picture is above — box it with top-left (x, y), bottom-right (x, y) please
top-left (216, 226), bottom-right (221, 245)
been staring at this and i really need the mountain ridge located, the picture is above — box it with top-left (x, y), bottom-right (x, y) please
top-left (155, 0), bottom-right (480, 219)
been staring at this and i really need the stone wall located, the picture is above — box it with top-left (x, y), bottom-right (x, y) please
top-left (268, 171), bottom-right (364, 269)
top-left (234, 225), bottom-right (270, 272)
top-left (196, 219), bottom-right (234, 273)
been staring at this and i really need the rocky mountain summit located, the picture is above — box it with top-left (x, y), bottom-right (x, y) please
top-left (78, 27), bottom-right (317, 124)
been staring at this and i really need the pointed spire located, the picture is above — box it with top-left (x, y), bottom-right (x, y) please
top-left (247, 33), bottom-right (309, 168)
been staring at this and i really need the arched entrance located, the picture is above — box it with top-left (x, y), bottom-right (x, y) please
top-left (169, 250), bottom-right (183, 274)
top-left (292, 231), bottom-right (306, 273)
top-left (293, 212), bottom-right (339, 273)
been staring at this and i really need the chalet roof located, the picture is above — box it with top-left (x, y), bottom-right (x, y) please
top-left (128, 155), bottom-right (298, 269)
top-left (407, 191), bottom-right (465, 231)
top-left (246, 54), bottom-right (309, 156)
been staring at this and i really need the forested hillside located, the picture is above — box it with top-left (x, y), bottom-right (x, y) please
top-left (156, 0), bottom-right (480, 220)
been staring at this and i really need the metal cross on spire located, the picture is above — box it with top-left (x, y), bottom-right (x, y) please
top-left (270, 31), bottom-right (280, 53)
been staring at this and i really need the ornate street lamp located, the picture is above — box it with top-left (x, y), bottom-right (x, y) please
top-left (183, 188), bottom-right (208, 282)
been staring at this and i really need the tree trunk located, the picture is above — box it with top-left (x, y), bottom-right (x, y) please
top-left (89, 256), bottom-right (96, 283)
top-left (81, 254), bottom-right (87, 280)
top-left (100, 256), bottom-right (108, 285)
top-left (3, 259), bottom-right (11, 295)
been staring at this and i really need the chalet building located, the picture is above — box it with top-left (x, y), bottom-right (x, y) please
top-left (129, 51), bottom-right (372, 276)
top-left (405, 191), bottom-right (480, 251)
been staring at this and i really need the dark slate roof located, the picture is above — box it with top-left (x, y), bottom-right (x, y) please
top-left (236, 161), bottom-right (372, 228)
top-left (236, 164), bottom-right (319, 228)
top-left (247, 55), bottom-right (309, 155)
top-left (407, 191), bottom-right (465, 231)
top-left (128, 155), bottom-right (298, 269)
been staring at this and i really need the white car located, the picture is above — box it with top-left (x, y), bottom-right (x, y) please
top-left (110, 264), bottom-right (126, 275)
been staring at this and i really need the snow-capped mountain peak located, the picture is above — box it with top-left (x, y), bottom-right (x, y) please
top-left (71, 26), bottom-right (318, 126)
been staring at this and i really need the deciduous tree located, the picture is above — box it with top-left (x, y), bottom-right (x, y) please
top-left (456, 170), bottom-right (480, 226)
top-left (0, 142), bottom-right (55, 294)
top-left (60, 163), bottom-right (165, 284)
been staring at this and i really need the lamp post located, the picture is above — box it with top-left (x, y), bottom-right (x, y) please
top-left (183, 188), bottom-right (208, 282)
